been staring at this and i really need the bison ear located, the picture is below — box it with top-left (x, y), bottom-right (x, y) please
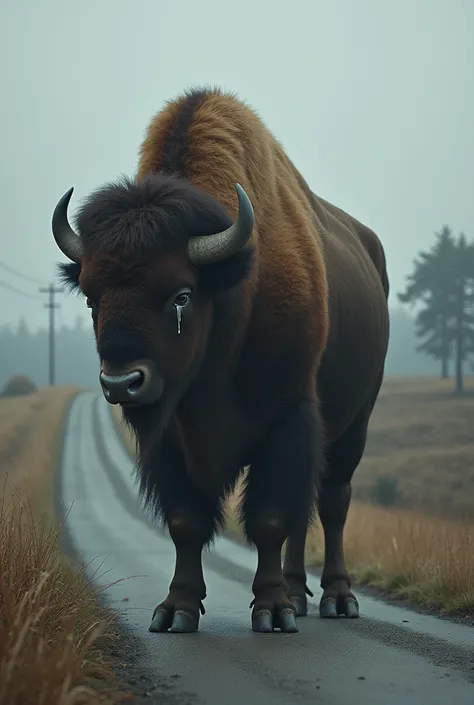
top-left (197, 247), bottom-right (254, 295)
top-left (57, 261), bottom-right (82, 293)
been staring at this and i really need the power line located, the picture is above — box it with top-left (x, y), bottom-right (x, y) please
top-left (0, 278), bottom-right (43, 301)
top-left (0, 258), bottom-right (46, 286)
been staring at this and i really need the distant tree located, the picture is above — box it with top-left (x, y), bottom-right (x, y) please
top-left (16, 316), bottom-right (30, 344)
top-left (384, 307), bottom-right (440, 376)
top-left (398, 226), bottom-right (456, 379)
top-left (398, 226), bottom-right (474, 392)
top-left (0, 316), bottom-right (99, 389)
top-left (450, 233), bottom-right (474, 393)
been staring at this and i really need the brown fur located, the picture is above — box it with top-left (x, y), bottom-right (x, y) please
top-left (137, 87), bottom-right (387, 443)
top-left (138, 89), bottom-right (329, 395)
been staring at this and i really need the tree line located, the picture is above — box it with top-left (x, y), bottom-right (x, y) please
top-left (0, 306), bottom-right (445, 392)
top-left (398, 226), bottom-right (474, 393)
top-left (0, 316), bottom-right (99, 390)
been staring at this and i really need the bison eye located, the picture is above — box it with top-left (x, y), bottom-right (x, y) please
top-left (174, 290), bottom-right (191, 308)
top-left (86, 297), bottom-right (96, 309)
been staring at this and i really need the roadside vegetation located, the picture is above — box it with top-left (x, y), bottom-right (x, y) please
top-left (227, 490), bottom-right (474, 615)
top-left (0, 380), bottom-right (130, 705)
top-left (113, 375), bottom-right (474, 617)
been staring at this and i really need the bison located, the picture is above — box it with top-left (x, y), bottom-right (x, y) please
top-left (52, 86), bottom-right (389, 634)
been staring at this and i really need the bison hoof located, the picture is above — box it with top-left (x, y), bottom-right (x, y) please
top-left (149, 608), bottom-right (199, 633)
top-left (252, 607), bottom-right (299, 633)
top-left (319, 595), bottom-right (359, 619)
top-left (289, 595), bottom-right (307, 617)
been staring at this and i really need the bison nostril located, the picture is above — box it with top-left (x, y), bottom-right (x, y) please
top-left (99, 360), bottom-right (162, 406)
top-left (127, 371), bottom-right (144, 394)
top-left (99, 370), bottom-right (142, 403)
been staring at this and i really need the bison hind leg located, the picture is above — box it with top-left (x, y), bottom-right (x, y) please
top-left (318, 391), bottom-right (383, 620)
top-left (318, 482), bottom-right (360, 619)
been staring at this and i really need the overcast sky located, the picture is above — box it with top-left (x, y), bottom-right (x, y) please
top-left (1, 0), bottom-right (472, 332)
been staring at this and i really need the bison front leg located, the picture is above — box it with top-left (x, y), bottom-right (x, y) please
top-left (242, 401), bottom-right (325, 633)
top-left (282, 521), bottom-right (314, 617)
top-left (149, 508), bottom-right (210, 633)
top-left (142, 442), bottom-right (220, 634)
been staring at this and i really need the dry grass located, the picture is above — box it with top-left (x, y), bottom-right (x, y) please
top-left (0, 387), bottom-right (131, 705)
top-left (0, 387), bottom-right (77, 512)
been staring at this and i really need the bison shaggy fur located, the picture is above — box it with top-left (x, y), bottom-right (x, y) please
top-left (56, 86), bottom-right (389, 633)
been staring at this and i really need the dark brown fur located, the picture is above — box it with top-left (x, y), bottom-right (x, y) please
top-left (59, 86), bottom-right (389, 631)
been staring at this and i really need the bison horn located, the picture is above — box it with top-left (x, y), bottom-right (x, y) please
top-left (187, 183), bottom-right (254, 266)
top-left (52, 187), bottom-right (84, 263)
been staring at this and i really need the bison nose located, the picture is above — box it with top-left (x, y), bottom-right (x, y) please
top-left (99, 360), bottom-right (163, 406)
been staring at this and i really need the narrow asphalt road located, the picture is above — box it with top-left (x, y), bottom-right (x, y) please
top-left (59, 391), bottom-right (474, 705)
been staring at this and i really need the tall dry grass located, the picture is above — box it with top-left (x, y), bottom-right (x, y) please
top-left (0, 387), bottom-right (131, 705)
top-left (225, 487), bottom-right (474, 615)
top-left (305, 501), bottom-right (474, 614)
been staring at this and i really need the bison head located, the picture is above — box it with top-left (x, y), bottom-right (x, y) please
top-left (52, 174), bottom-right (254, 416)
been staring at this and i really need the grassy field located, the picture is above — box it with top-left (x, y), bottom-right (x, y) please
top-left (352, 375), bottom-right (474, 519)
top-left (0, 386), bottom-right (131, 705)
top-left (112, 375), bottom-right (474, 617)
top-left (1, 387), bottom-right (76, 514)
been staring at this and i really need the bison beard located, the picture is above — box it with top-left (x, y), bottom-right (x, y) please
top-left (135, 400), bottom-right (325, 634)
top-left (52, 86), bottom-right (390, 634)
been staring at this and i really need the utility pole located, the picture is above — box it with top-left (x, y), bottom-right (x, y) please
top-left (39, 283), bottom-right (63, 386)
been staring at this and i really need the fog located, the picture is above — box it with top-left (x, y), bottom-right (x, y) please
top-left (1, 0), bottom-right (473, 334)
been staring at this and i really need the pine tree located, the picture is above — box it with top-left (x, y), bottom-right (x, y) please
top-left (398, 226), bottom-right (456, 379)
top-left (398, 226), bottom-right (474, 393)
top-left (414, 297), bottom-right (451, 378)
top-left (450, 233), bottom-right (474, 393)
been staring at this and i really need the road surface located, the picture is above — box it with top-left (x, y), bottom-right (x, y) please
top-left (59, 391), bottom-right (474, 704)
